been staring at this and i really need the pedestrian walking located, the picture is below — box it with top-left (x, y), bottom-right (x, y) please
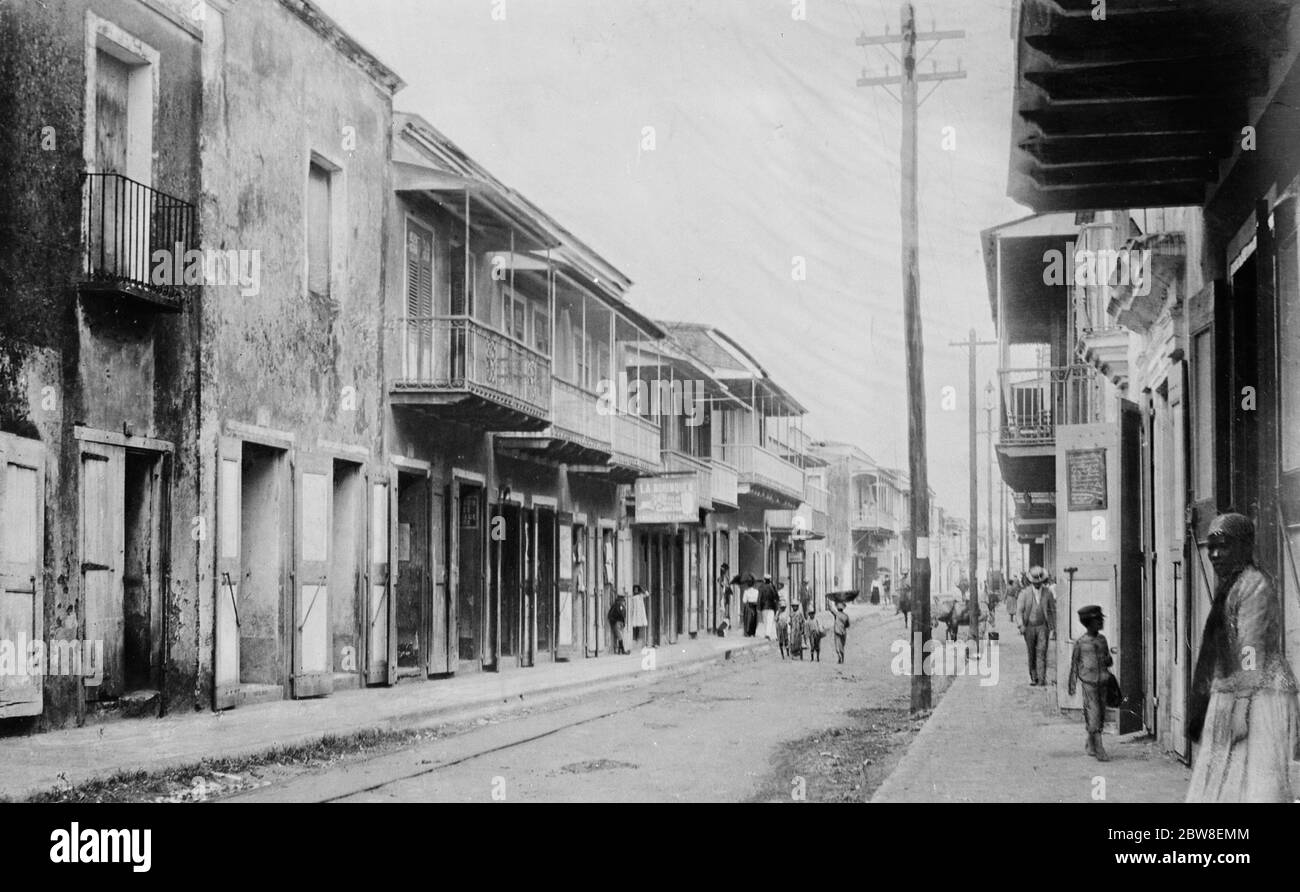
top-left (758, 573), bottom-right (779, 640)
top-left (607, 593), bottom-right (628, 655)
top-left (1015, 566), bottom-right (1056, 686)
top-left (742, 575), bottom-right (759, 637)
top-left (776, 601), bottom-right (790, 659)
top-left (805, 610), bottom-right (824, 662)
top-left (1068, 604), bottom-right (1112, 761)
top-left (799, 580), bottom-right (813, 615)
top-left (831, 600), bottom-right (851, 664)
top-left (788, 606), bottom-right (805, 660)
top-left (882, 574), bottom-right (892, 607)
top-left (716, 564), bottom-right (733, 636)
top-left (896, 570), bottom-right (912, 629)
top-left (1186, 513), bottom-right (1300, 802)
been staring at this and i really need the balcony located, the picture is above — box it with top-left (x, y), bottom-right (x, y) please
top-left (998, 365), bottom-right (1103, 446)
top-left (851, 507), bottom-right (896, 539)
top-left (391, 316), bottom-right (551, 430)
top-left (662, 449), bottom-right (712, 511)
top-left (805, 482), bottom-right (830, 535)
top-left (710, 459), bottom-right (739, 510)
top-left (610, 413), bottom-right (662, 478)
top-left (728, 443), bottom-right (804, 508)
top-left (498, 378), bottom-right (612, 465)
top-left (997, 364), bottom-right (1103, 493)
top-left (80, 172), bottom-right (197, 313)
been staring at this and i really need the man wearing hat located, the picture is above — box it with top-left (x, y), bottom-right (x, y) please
top-left (1015, 566), bottom-right (1056, 685)
top-left (1068, 604), bottom-right (1112, 761)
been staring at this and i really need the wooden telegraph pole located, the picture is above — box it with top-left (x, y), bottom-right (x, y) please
top-left (858, 4), bottom-right (964, 712)
top-left (950, 330), bottom-right (995, 657)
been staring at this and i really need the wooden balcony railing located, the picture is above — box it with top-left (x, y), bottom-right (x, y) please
top-left (551, 378), bottom-right (611, 450)
top-left (612, 413), bottom-right (661, 472)
top-left (726, 443), bottom-right (804, 501)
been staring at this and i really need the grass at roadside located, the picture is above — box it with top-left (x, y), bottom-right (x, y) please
top-left (751, 676), bottom-right (951, 803)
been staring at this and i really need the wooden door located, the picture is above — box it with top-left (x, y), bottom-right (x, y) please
top-left (557, 516), bottom-right (574, 655)
top-left (365, 470), bottom-right (396, 685)
top-left (0, 436), bottom-right (45, 719)
top-left (1166, 365), bottom-right (1191, 758)
top-left (81, 442), bottom-right (125, 701)
top-left (215, 438), bottom-right (242, 708)
top-left (292, 452), bottom-right (333, 698)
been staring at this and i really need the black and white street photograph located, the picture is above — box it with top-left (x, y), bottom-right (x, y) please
top-left (1, 0), bottom-right (1299, 861)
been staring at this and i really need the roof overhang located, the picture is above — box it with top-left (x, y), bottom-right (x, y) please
top-left (1008, 0), bottom-right (1298, 213)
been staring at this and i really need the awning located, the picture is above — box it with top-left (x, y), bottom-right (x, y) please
top-left (392, 160), bottom-right (484, 194)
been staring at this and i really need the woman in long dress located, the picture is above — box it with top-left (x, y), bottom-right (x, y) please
top-left (1186, 513), bottom-right (1300, 802)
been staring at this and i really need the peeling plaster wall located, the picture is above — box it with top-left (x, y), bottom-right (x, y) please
top-left (0, 0), bottom-right (203, 729)
top-left (198, 0), bottom-right (394, 705)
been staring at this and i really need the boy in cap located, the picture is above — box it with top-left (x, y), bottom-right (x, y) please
top-left (1068, 604), bottom-right (1113, 761)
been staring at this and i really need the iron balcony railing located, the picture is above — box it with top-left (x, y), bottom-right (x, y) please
top-left (396, 315), bottom-right (551, 416)
top-left (612, 413), bottom-right (662, 472)
top-left (726, 443), bottom-right (805, 502)
top-left (998, 364), bottom-right (1102, 446)
top-left (82, 172), bottom-right (197, 305)
top-left (551, 378), bottom-right (612, 450)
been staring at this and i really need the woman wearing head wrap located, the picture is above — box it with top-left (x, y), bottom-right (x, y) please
top-left (1186, 513), bottom-right (1300, 802)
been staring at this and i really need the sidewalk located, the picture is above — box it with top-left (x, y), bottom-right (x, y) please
top-left (0, 634), bottom-right (769, 800)
top-left (873, 628), bottom-right (1192, 803)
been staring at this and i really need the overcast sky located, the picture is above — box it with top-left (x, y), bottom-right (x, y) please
top-left (315, 0), bottom-right (1029, 520)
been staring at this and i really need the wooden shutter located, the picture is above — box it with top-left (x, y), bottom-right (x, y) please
top-left (0, 436), bottom-right (46, 719)
top-left (307, 162), bottom-right (331, 297)
top-left (366, 472), bottom-right (395, 685)
top-left (558, 519), bottom-right (573, 648)
top-left (430, 482), bottom-right (450, 674)
top-left (292, 452), bottom-right (333, 698)
top-left (81, 443), bottom-right (125, 702)
top-left (215, 437), bottom-right (243, 709)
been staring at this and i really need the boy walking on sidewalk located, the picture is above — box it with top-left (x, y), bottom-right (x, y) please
top-left (1068, 604), bottom-right (1113, 761)
top-left (831, 601), bottom-right (851, 664)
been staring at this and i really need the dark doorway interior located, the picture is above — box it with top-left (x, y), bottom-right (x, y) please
top-left (330, 461), bottom-right (363, 686)
top-left (122, 450), bottom-right (160, 694)
top-left (240, 443), bottom-right (285, 687)
top-left (536, 508), bottom-right (556, 656)
top-left (457, 483), bottom-right (485, 664)
top-left (396, 471), bottom-right (429, 673)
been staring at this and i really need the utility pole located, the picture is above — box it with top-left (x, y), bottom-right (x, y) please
top-left (985, 380), bottom-right (995, 600)
top-left (858, 3), bottom-right (964, 713)
top-left (950, 330), bottom-right (995, 656)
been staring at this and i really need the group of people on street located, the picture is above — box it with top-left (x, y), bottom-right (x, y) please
top-left (1009, 512), bottom-right (1300, 800)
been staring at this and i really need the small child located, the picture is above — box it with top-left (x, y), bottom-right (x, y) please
top-left (1068, 604), bottom-right (1113, 762)
top-left (831, 601), bottom-right (851, 664)
top-left (806, 611), bottom-right (824, 662)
